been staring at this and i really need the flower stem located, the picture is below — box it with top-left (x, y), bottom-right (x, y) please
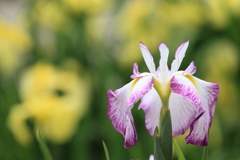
top-left (202, 145), bottom-right (208, 160)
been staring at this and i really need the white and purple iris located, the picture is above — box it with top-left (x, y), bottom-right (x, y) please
top-left (107, 41), bottom-right (219, 148)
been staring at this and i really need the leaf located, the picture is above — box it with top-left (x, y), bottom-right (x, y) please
top-left (102, 140), bottom-right (110, 160)
top-left (173, 138), bottom-right (186, 160)
top-left (160, 109), bottom-right (172, 160)
top-left (154, 132), bottom-right (165, 160)
top-left (202, 145), bottom-right (208, 160)
top-left (36, 129), bottom-right (53, 160)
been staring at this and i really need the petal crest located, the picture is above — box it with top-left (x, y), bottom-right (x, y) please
top-left (131, 63), bottom-right (144, 79)
top-left (140, 42), bottom-right (156, 74)
top-left (183, 61), bottom-right (197, 75)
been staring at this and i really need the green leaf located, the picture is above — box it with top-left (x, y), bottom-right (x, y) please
top-left (154, 133), bottom-right (165, 160)
top-left (202, 145), bottom-right (208, 160)
top-left (173, 138), bottom-right (186, 160)
top-left (102, 140), bottom-right (110, 160)
top-left (160, 109), bottom-right (172, 160)
top-left (36, 129), bottom-right (53, 160)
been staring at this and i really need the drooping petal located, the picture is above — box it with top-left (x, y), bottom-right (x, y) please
top-left (185, 77), bottom-right (219, 146)
top-left (139, 88), bottom-right (161, 136)
top-left (130, 63), bottom-right (144, 79)
top-left (107, 76), bottom-right (154, 148)
top-left (170, 74), bottom-right (201, 105)
top-left (171, 41), bottom-right (189, 74)
top-left (140, 42), bottom-right (156, 74)
top-left (169, 92), bottom-right (205, 137)
top-left (107, 84), bottom-right (136, 148)
top-left (159, 43), bottom-right (169, 80)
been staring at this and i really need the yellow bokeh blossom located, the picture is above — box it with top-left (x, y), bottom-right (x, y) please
top-left (62, 0), bottom-right (108, 15)
top-left (31, 1), bottom-right (70, 31)
top-left (0, 18), bottom-right (32, 77)
top-left (7, 61), bottom-right (91, 146)
top-left (201, 40), bottom-right (239, 128)
top-left (87, 0), bottom-right (204, 67)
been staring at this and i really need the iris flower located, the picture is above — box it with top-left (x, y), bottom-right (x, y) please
top-left (107, 41), bottom-right (219, 148)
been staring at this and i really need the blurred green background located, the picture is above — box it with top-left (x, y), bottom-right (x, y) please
top-left (0, 0), bottom-right (240, 159)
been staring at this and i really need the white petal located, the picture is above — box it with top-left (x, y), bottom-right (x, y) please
top-left (169, 92), bottom-right (205, 137)
top-left (170, 74), bottom-right (201, 105)
top-left (149, 155), bottom-right (154, 160)
top-left (171, 41), bottom-right (189, 74)
top-left (183, 61), bottom-right (196, 75)
top-left (185, 77), bottom-right (219, 146)
top-left (139, 88), bottom-right (161, 136)
top-left (127, 76), bottom-right (154, 107)
top-left (140, 42), bottom-right (156, 74)
top-left (107, 76), bottom-right (154, 148)
top-left (130, 63), bottom-right (143, 79)
top-left (107, 83), bottom-right (136, 148)
top-left (159, 43), bottom-right (169, 80)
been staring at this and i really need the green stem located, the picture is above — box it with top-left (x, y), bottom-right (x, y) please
top-left (173, 138), bottom-right (186, 160)
top-left (202, 145), bottom-right (208, 160)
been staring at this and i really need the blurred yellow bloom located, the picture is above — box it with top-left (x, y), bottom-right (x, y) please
top-left (203, 0), bottom-right (229, 29)
top-left (0, 19), bottom-right (32, 77)
top-left (7, 61), bottom-right (90, 146)
top-left (62, 0), bottom-right (108, 14)
top-left (201, 40), bottom-right (239, 128)
top-left (88, 0), bottom-right (204, 67)
top-left (7, 105), bottom-right (33, 146)
top-left (32, 1), bottom-right (70, 30)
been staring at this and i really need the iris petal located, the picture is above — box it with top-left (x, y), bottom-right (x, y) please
top-left (107, 76), bottom-right (154, 148)
top-left (159, 43), bottom-right (169, 80)
top-left (139, 88), bottom-right (162, 136)
top-left (140, 42), bottom-right (156, 74)
top-left (183, 61), bottom-right (196, 75)
top-left (169, 92), bottom-right (205, 137)
top-left (185, 77), bottom-right (219, 146)
top-left (171, 41), bottom-right (189, 74)
top-left (170, 74), bottom-right (201, 105)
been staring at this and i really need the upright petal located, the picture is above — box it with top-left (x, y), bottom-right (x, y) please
top-left (140, 42), bottom-right (156, 74)
top-left (169, 92), bottom-right (205, 137)
top-left (107, 76), bottom-right (154, 148)
top-left (185, 77), bottom-right (219, 146)
top-left (183, 61), bottom-right (196, 75)
top-left (171, 41), bottom-right (189, 74)
top-left (139, 88), bottom-right (161, 136)
top-left (131, 63), bottom-right (144, 79)
top-left (159, 43), bottom-right (169, 80)
top-left (170, 74), bottom-right (201, 105)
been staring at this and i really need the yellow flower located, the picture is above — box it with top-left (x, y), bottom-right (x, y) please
top-left (93, 0), bottom-right (204, 67)
top-left (62, 0), bottom-right (108, 15)
top-left (7, 61), bottom-right (90, 146)
top-left (0, 18), bottom-right (32, 77)
top-left (31, 1), bottom-right (70, 30)
top-left (201, 40), bottom-right (239, 128)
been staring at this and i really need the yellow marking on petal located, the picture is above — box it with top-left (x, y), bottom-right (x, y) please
top-left (184, 75), bottom-right (197, 89)
top-left (131, 78), bottom-right (140, 90)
